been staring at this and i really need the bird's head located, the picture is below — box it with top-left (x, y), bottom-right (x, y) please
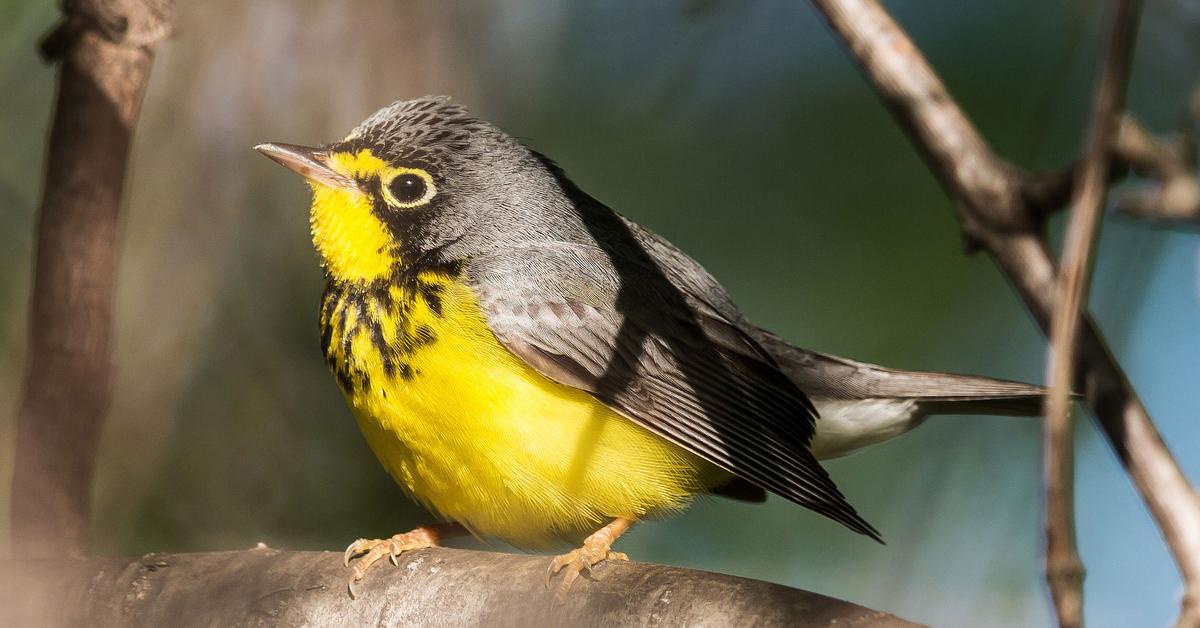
top-left (256, 96), bottom-right (564, 285)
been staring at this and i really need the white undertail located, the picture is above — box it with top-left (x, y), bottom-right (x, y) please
top-left (810, 398), bottom-right (923, 459)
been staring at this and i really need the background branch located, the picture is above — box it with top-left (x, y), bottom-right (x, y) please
top-left (0, 548), bottom-right (920, 627)
top-left (808, 0), bottom-right (1200, 624)
top-left (1044, 2), bottom-right (1142, 625)
top-left (1024, 115), bottom-right (1200, 225)
top-left (10, 0), bottom-right (171, 557)
top-left (1112, 116), bottom-right (1200, 224)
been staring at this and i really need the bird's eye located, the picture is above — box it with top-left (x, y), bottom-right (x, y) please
top-left (389, 174), bottom-right (425, 203)
top-left (381, 169), bottom-right (436, 208)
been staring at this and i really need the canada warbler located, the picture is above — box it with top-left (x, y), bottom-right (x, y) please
top-left (256, 97), bottom-right (1045, 596)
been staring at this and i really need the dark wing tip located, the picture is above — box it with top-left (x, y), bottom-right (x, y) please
top-left (832, 501), bottom-right (883, 543)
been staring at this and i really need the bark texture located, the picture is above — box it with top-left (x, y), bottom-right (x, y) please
top-left (0, 548), bottom-right (921, 627)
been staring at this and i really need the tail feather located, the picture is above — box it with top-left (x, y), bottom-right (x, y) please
top-left (751, 328), bottom-right (1049, 417)
top-left (914, 394), bottom-right (1044, 417)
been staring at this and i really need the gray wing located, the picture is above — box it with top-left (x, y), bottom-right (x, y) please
top-left (623, 216), bottom-right (1046, 416)
top-left (468, 242), bottom-right (879, 540)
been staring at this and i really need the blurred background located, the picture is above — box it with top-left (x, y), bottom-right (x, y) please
top-left (2, 0), bottom-right (1198, 625)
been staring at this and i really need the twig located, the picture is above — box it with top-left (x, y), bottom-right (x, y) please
top-left (1024, 116), bottom-right (1200, 225)
top-left (1022, 159), bottom-right (1127, 217)
top-left (807, 0), bottom-right (1200, 624)
top-left (10, 0), bottom-right (171, 557)
top-left (1112, 116), bottom-right (1200, 224)
top-left (1044, 2), bottom-right (1142, 626)
top-left (0, 548), bottom-right (922, 627)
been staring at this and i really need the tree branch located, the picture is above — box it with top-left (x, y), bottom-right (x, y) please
top-left (1111, 115), bottom-right (1200, 225)
top-left (1044, 2), bottom-right (1142, 625)
top-left (10, 0), bottom-right (171, 557)
top-left (807, 0), bottom-right (1200, 624)
top-left (0, 548), bottom-right (921, 627)
top-left (1023, 115), bottom-right (1199, 225)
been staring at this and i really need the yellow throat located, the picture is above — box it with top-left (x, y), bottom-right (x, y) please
top-left (308, 149), bottom-right (398, 284)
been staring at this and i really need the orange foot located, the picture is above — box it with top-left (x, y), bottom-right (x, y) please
top-left (343, 522), bottom-right (464, 598)
top-left (547, 517), bottom-right (634, 597)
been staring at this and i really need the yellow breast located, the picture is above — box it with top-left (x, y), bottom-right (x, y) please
top-left (321, 269), bottom-right (728, 547)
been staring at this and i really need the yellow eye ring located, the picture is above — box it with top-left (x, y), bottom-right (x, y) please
top-left (380, 168), bottom-right (437, 208)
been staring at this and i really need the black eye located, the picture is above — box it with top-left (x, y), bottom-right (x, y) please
top-left (387, 173), bottom-right (428, 205)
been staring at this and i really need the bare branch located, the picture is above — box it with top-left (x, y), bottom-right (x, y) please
top-left (1112, 116), bottom-right (1200, 224)
top-left (808, 0), bottom-right (1200, 623)
top-left (1044, 2), bottom-right (1142, 625)
top-left (0, 548), bottom-right (922, 627)
top-left (10, 0), bottom-right (171, 557)
top-left (1024, 115), bottom-right (1200, 225)
top-left (1022, 160), bottom-right (1128, 218)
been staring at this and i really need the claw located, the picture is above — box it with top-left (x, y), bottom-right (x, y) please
top-left (548, 546), bottom-right (628, 596)
top-left (546, 518), bottom-right (634, 598)
top-left (343, 540), bottom-right (365, 567)
top-left (341, 524), bottom-right (463, 599)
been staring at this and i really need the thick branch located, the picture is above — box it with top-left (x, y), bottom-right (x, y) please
top-left (1044, 2), bottom-right (1142, 626)
top-left (808, 0), bottom-right (1200, 623)
top-left (0, 548), bottom-right (920, 627)
top-left (10, 1), bottom-right (170, 556)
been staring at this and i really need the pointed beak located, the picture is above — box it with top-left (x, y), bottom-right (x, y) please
top-left (254, 142), bottom-right (357, 190)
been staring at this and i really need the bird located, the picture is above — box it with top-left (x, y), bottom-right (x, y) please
top-left (255, 96), bottom-right (1046, 597)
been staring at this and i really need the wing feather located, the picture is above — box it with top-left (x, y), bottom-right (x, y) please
top-left (470, 243), bottom-right (879, 540)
